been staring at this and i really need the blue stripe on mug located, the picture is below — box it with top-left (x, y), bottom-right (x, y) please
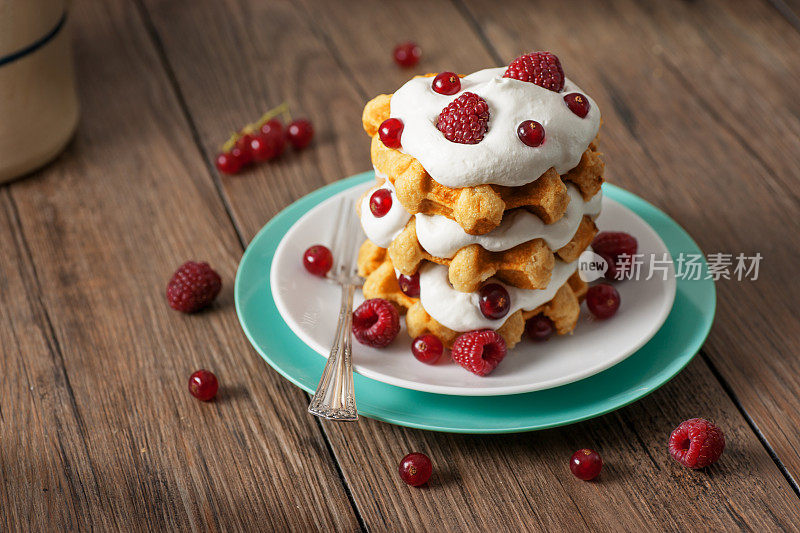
top-left (0, 12), bottom-right (67, 68)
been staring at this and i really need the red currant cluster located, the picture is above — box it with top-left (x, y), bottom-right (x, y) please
top-left (215, 103), bottom-right (314, 175)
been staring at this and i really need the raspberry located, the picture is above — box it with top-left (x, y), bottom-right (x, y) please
top-left (503, 51), bottom-right (565, 92)
top-left (592, 232), bottom-right (638, 260)
top-left (166, 261), bottom-right (222, 313)
top-left (451, 330), bottom-right (507, 376)
top-left (436, 92), bottom-right (490, 144)
top-left (352, 299), bottom-right (400, 348)
top-left (669, 418), bottom-right (725, 469)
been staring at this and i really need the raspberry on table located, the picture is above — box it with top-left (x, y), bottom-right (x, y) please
top-left (669, 418), bottom-right (725, 469)
top-left (166, 261), bottom-right (222, 313)
top-left (503, 51), bottom-right (565, 92)
top-left (451, 329), bottom-right (507, 376)
top-left (436, 92), bottom-right (490, 144)
top-left (352, 299), bottom-right (400, 348)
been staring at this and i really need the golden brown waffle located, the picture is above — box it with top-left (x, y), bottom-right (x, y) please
top-left (358, 240), bottom-right (587, 349)
top-left (387, 215), bottom-right (597, 292)
top-left (363, 94), bottom-right (604, 235)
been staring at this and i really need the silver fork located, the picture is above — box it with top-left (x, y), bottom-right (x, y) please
top-left (308, 197), bottom-right (363, 421)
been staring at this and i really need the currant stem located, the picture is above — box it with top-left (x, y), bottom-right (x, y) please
top-left (221, 101), bottom-right (292, 152)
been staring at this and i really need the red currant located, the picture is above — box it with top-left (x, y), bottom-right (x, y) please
top-left (411, 334), bottom-right (443, 364)
top-left (586, 283), bottom-right (620, 319)
top-left (302, 245), bottom-right (333, 277)
top-left (188, 369), bottom-right (218, 401)
top-left (564, 93), bottom-right (591, 118)
top-left (378, 118), bottom-right (404, 149)
top-left (526, 315), bottom-right (554, 341)
top-left (393, 42), bottom-right (421, 68)
top-left (517, 120), bottom-right (545, 147)
top-left (570, 449), bottom-right (602, 480)
top-left (397, 273), bottom-right (420, 298)
top-left (248, 134), bottom-right (277, 162)
top-left (215, 152), bottom-right (242, 174)
top-left (478, 283), bottom-right (510, 319)
top-left (398, 452), bottom-right (432, 486)
top-left (432, 72), bottom-right (461, 95)
top-left (230, 144), bottom-right (252, 168)
top-left (286, 119), bottom-right (314, 149)
top-left (260, 119), bottom-right (286, 158)
top-left (369, 189), bottom-right (392, 217)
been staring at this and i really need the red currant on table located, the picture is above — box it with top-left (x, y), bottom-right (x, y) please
top-left (378, 118), bottom-right (404, 149)
top-left (478, 283), bottom-right (510, 319)
top-left (526, 315), bottom-right (555, 341)
top-left (393, 41), bottom-right (421, 68)
top-left (564, 93), bottom-right (591, 118)
top-left (432, 71), bottom-right (461, 95)
top-left (302, 245), bottom-right (333, 277)
top-left (260, 118), bottom-right (283, 139)
top-left (369, 189), bottom-right (392, 217)
top-left (215, 152), bottom-right (243, 174)
top-left (586, 283), bottom-right (621, 319)
top-left (398, 452), bottom-right (432, 486)
top-left (570, 449), bottom-right (602, 480)
top-left (397, 272), bottom-right (420, 298)
top-left (517, 120), bottom-right (545, 147)
top-left (286, 119), bottom-right (314, 149)
top-left (248, 134), bottom-right (277, 162)
top-left (188, 369), bottom-right (219, 401)
top-left (412, 334), bottom-right (443, 364)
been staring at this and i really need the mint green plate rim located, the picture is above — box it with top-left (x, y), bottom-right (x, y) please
top-left (234, 171), bottom-right (716, 434)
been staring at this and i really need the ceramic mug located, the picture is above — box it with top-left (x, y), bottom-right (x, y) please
top-left (0, 0), bottom-right (79, 183)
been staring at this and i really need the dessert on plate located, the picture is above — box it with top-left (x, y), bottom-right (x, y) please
top-left (356, 52), bottom-right (605, 375)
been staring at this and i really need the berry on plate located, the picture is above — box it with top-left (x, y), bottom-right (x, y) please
top-left (478, 283), bottom-right (510, 319)
top-left (586, 283), bottom-right (620, 319)
top-left (570, 449), bottom-right (602, 480)
top-left (517, 120), bottom-right (545, 147)
top-left (397, 272), bottom-right (420, 298)
top-left (669, 418), bottom-right (725, 469)
top-left (592, 232), bottom-right (638, 260)
top-left (398, 452), bottom-right (432, 486)
top-left (378, 118), bottom-right (404, 149)
top-left (526, 314), bottom-right (555, 342)
top-left (393, 42), bottom-right (421, 68)
top-left (286, 119), bottom-right (314, 149)
top-left (503, 51), bottom-right (565, 92)
top-left (412, 334), bottom-right (443, 364)
top-left (451, 329), bottom-right (507, 376)
top-left (352, 299), bottom-right (400, 348)
top-left (302, 245), bottom-right (333, 277)
top-left (436, 92), bottom-right (490, 144)
top-left (597, 251), bottom-right (618, 281)
top-left (369, 188), bottom-right (393, 217)
top-left (167, 261), bottom-right (222, 313)
top-left (432, 71), bottom-right (461, 95)
top-left (188, 369), bottom-right (219, 401)
top-left (564, 93), bottom-right (591, 118)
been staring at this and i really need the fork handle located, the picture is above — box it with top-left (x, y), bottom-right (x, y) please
top-left (308, 282), bottom-right (358, 421)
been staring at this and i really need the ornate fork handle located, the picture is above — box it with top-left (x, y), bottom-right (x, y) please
top-left (308, 282), bottom-right (358, 421)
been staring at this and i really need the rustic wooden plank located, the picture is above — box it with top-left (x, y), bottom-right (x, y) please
top-left (1, 0), bottom-right (359, 529)
top-left (142, 0), bottom-right (800, 528)
top-left (454, 0), bottom-right (800, 487)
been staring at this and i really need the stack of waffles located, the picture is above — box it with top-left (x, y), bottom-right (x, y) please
top-left (356, 53), bottom-right (604, 363)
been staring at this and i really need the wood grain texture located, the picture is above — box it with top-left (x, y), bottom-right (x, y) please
top-left (454, 0), bottom-right (800, 488)
top-left (1, 0), bottom-right (359, 530)
top-left (140, 0), bottom-right (800, 528)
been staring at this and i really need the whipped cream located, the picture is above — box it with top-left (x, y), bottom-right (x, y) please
top-left (359, 180), bottom-right (411, 248)
top-left (390, 67), bottom-right (600, 188)
top-left (418, 259), bottom-right (579, 332)
top-left (415, 185), bottom-right (601, 258)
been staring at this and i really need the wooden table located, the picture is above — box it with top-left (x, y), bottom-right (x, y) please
top-left (3, 0), bottom-right (800, 529)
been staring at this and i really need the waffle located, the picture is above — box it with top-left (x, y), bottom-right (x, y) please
top-left (387, 215), bottom-right (598, 292)
top-left (358, 240), bottom-right (587, 349)
top-left (363, 94), bottom-right (604, 235)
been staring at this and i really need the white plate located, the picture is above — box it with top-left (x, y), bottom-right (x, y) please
top-left (270, 182), bottom-right (676, 396)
